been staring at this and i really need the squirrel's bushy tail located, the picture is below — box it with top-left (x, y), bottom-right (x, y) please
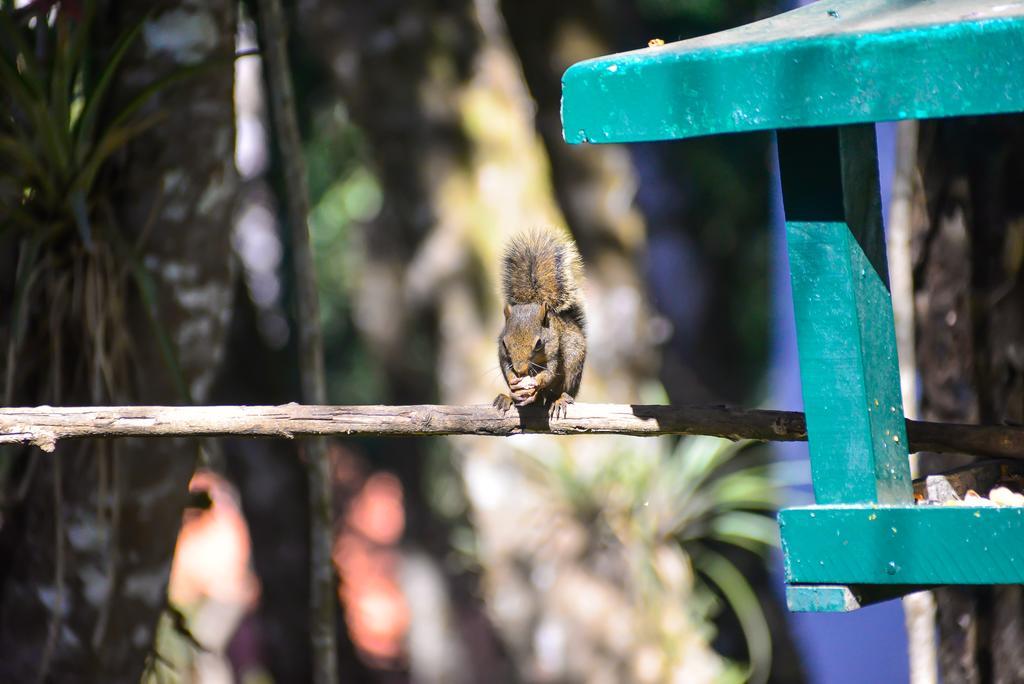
top-left (501, 228), bottom-right (583, 313)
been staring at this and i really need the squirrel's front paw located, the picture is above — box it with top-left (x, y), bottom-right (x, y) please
top-left (493, 393), bottom-right (515, 412)
top-left (513, 388), bottom-right (538, 406)
top-left (511, 380), bottom-right (538, 406)
top-left (549, 393), bottom-right (574, 419)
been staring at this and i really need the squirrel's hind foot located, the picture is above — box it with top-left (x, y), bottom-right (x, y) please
top-left (493, 394), bottom-right (515, 412)
top-left (549, 393), bottom-right (574, 419)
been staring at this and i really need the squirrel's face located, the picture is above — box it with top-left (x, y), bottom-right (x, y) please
top-left (501, 302), bottom-right (550, 377)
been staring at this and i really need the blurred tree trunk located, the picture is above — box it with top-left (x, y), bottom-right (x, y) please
top-left (214, 279), bottom-right (373, 682)
top-left (294, 1), bottom-right (518, 681)
top-left (291, 0), bottom-right (797, 681)
top-left (297, 0), bottom-right (726, 679)
top-left (503, 0), bottom-right (776, 405)
top-left (500, 0), bottom-right (657, 397)
top-left (0, 1), bottom-right (237, 681)
top-left (912, 114), bottom-right (1024, 683)
top-left (501, 3), bottom-right (801, 682)
top-left (215, 280), bottom-right (317, 682)
top-left (292, 0), bottom-right (662, 678)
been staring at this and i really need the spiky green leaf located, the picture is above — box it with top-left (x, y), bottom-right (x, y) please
top-left (694, 549), bottom-right (773, 684)
top-left (72, 13), bottom-right (146, 164)
top-left (69, 188), bottom-right (92, 250)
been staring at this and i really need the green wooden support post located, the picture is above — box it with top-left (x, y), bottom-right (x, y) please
top-left (776, 124), bottom-right (912, 505)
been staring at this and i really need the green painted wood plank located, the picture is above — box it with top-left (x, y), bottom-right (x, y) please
top-left (779, 125), bottom-right (911, 504)
top-left (561, 0), bottom-right (1024, 143)
top-left (786, 585), bottom-right (864, 612)
top-left (785, 584), bottom-right (929, 612)
top-left (780, 505), bottom-right (1024, 584)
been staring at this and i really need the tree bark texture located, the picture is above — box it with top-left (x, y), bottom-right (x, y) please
top-left (913, 114), bottom-right (1024, 684)
top-left (293, 1), bottom-right (517, 680)
top-left (0, 1), bottom-right (237, 681)
top-left (212, 281), bottom-right (374, 683)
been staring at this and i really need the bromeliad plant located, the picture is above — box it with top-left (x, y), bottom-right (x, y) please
top-left (0, 0), bottom-right (215, 407)
top-left (527, 435), bottom-right (787, 684)
top-left (1, 0), bottom-right (128, 412)
top-left (1, 5), bottom-right (223, 674)
top-left (0, 0), bottom-right (154, 504)
top-left (0, 0), bottom-right (165, 247)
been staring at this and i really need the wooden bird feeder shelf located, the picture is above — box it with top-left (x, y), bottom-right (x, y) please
top-left (560, 0), bottom-right (1024, 611)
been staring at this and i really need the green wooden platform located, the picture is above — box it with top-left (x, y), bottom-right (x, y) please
top-left (781, 506), bottom-right (1024, 585)
top-left (561, 0), bottom-right (1024, 612)
top-left (562, 0), bottom-right (1024, 143)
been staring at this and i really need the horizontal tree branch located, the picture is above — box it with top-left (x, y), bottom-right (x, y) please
top-left (1, 404), bottom-right (1022, 460)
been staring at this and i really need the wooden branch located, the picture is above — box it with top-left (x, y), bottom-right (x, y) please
top-left (2, 404), bottom-right (1022, 460)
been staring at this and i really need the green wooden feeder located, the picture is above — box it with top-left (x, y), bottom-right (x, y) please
top-left (560, 0), bottom-right (1024, 612)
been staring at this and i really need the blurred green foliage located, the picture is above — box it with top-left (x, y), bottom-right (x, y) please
top-left (527, 434), bottom-right (782, 683)
top-left (301, 103), bottom-right (382, 404)
top-left (0, 2), bottom-right (214, 247)
top-left (263, 0), bottom-right (791, 678)
top-left (0, 1), bottom-right (234, 406)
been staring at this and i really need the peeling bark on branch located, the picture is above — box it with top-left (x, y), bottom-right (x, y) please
top-left (1, 403), bottom-right (1022, 459)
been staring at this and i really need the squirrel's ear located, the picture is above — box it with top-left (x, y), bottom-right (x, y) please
top-left (503, 303), bottom-right (512, 319)
top-left (539, 302), bottom-right (548, 324)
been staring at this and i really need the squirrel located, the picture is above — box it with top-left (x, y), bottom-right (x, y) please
top-left (493, 228), bottom-right (587, 418)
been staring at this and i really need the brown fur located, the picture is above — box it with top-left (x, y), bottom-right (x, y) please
top-left (494, 229), bottom-right (586, 417)
top-left (501, 228), bottom-right (583, 314)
